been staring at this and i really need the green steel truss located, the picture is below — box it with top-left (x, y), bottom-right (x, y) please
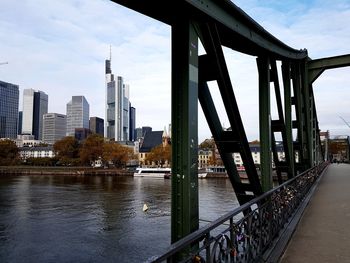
top-left (111, 0), bottom-right (350, 245)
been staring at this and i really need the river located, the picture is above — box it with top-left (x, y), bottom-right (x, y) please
top-left (0, 175), bottom-right (239, 262)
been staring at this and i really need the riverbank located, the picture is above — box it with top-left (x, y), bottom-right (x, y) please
top-left (0, 166), bottom-right (133, 176)
top-left (0, 166), bottom-right (287, 180)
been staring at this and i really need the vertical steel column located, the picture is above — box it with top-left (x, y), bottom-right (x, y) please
top-left (282, 61), bottom-right (295, 177)
top-left (292, 63), bottom-right (305, 171)
top-left (171, 19), bottom-right (199, 244)
top-left (257, 56), bottom-right (272, 191)
top-left (301, 61), bottom-right (313, 167)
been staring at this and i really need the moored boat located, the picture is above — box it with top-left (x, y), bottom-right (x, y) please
top-left (133, 167), bottom-right (171, 178)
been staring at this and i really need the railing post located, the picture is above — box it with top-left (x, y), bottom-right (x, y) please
top-left (257, 56), bottom-right (273, 191)
top-left (171, 17), bottom-right (199, 254)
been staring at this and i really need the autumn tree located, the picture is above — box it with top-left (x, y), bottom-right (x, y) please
top-left (79, 134), bottom-right (104, 165)
top-left (0, 139), bottom-right (19, 166)
top-left (102, 142), bottom-right (135, 168)
top-left (328, 140), bottom-right (347, 155)
top-left (199, 138), bottom-right (215, 150)
top-left (145, 144), bottom-right (171, 167)
top-left (208, 152), bottom-right (223, 166)
top-left (53, 136), bottom-right (80, 165)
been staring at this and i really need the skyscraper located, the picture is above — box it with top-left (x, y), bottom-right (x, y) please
top-left (42, 113), bottom-right (67, 144)
top-left (66, 96), bottom-right (89, 136)
top-left (90, 117), bottom-right (104, 136)
top-left (0, 80), bottom-right (19, 138)
top-left (18, 111), bottom-right (22, 135)
top-left (105, 58), bottom-right (130, 141)
top-left (22, 89), bottom-right (48, 140)
top-left (129, 105), bottom-right (136, 141)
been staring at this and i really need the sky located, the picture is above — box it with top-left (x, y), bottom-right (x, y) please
top-left (0, 0), bottom-right (350, 143)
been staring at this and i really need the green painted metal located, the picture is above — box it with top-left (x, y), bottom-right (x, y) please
top-left (110, 0), bottom-right (349, 248)
top-left (110, 0), bottom-right (307, 59)
top-left (257, 56), bottom-right (272, 192)
top-left (308, 54), bottom-right (350, 84)
top-left (301, 61), bottom-right (313, 168)
top-left (270, 59), bottom-right (294, 181)
top-left (291, 63), bottom-right (306, 172)
top-left (282, 61), bottom-right (295, 177)
top-left (198, 22), bottom-right (262, 203)
top-left (171, 19), bottom-right (199, 244)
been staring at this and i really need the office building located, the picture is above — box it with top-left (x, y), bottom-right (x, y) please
top-left (90, 117), bottom-right (104, 136)
top-left (42, 113), bottom-right (67, 144)
top-left (0, 80), bottom-right (19, 138)
top-left (129, 105), bottom-right (136, 141)
top-left (142, 126), bottom-right (152, 137)
top-left (22, 89), bottom-right (48, 140)
top-left (135, 126), bottom-right (152, 141)
top-left (66, 96), bottom-right (89, 136)
top-left (105, 58), bottom-right (130, 141)
top-left (18, 111), bottom-right (22, 135)
top-left (75, 128), bottom-right (91, 141)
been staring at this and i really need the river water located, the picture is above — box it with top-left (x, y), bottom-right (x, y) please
top-left (0, 175), bottom-right (239, 262)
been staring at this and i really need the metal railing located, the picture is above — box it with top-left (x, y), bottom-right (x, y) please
top-left (149, 162), bottom-right (328, 263)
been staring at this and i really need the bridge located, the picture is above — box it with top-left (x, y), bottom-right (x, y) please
top-left (111, 0), bottom-right (350, 261)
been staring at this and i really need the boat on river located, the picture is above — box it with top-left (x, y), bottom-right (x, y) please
top-left (133, 167), bottom-right (171, 178)
top-left (134, 167), bottom-right (208, 179)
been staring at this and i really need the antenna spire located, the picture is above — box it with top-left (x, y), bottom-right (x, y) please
top-left (109, 45), bottom-right (112, 62)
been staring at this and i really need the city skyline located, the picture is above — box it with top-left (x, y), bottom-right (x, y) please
top-left (0, 0), bottom-right (350, 142)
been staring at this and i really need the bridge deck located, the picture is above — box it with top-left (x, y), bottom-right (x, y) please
top-left (281, 164), bottom-right (350, 262)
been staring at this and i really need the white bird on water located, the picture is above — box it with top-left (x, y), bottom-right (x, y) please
top-left (143, 203), bottom-right (149, 212)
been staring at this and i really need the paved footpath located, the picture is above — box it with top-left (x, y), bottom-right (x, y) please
top-left (280, 163), bottom-right (350, 263)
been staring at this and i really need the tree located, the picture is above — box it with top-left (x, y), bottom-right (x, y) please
top-left (0, 139), bottom-right (19, 166)
top-left (145, 144), bottom-right (171, 167)
top-left (53, 136), bottom-right (80, 165)
top-left (328, 140), bottom-right (346, 154)
top-left (208, 152), bottom-right (223, 166)
top-left (79, 134), bottom-right (104, 165)
top-left (103, 142), bottom-right (135, 168)
top-left (199, 138), bottom-right (215, 150)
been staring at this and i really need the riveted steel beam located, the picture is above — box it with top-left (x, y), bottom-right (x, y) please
top-left (171, 19), bottom-right (199, 246)
top-left (291, 63), bottom-right (306, 172)
top-left (110, 0), bottom-right (308, 59)
top-left (199, 22), bottom-right (262, 198)
top-left (270, 60), bottom-right (294, 182)
top-left (308, 54), bottom-right (350, 84)
top-left (282, 61), bottom-right (295, 178)
top-left (257, 56), bottom-right (272, 192)
top-left (301, 62), bottom-right (313, 168)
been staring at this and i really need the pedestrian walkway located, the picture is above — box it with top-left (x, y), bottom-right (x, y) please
top-left (280, 163), bottom-right (350, 263)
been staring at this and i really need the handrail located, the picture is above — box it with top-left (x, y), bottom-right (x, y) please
top-left (149, 162), bottom-right (328, 262)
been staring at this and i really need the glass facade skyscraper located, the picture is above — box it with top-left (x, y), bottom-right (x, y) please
top-left (42, 113), bottom-right (67, 144)
top-left (105, 59), bottom-right (130, 141)
top-left (22, 89), bottom-right (48, 140)
top-left (66, 96), bottom-right (89, 136)
top-left (90, 117), bottom-right (104, 136)
top-left (129, 105), bottom-right (136, 141)
top-left (0, 80), bottom-right (19, 139)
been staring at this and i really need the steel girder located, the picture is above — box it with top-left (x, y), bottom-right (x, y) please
top-left (110, 0), bottom-right (307, 59)
top-left (109, 0), bottom-right (343, 247)
top-left (171, 19), bottom-right (199, 245)
top-left (308, 54), bottom-right (350, 84)
top-left (198, 23), bottom-right (263, 201)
